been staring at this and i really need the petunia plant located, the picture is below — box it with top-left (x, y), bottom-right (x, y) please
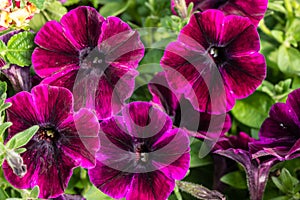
top-left (1, 0), bottom-right (300, 199)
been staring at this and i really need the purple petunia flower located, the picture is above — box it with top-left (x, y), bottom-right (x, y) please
top-left (161, 10), bottom-right (266, 114)
top-left (250, 88), bottom-right (300, 161)
top-left (214, 132), bottom-right (279, 200)
top-left (171, 0), bottom-right (268, 26)
top-left (0, 30), bottom-right (32, 92)
top-left (148, 72), bottom-right (231, 140)
top-left (88, 102), bottom-right (190, 200)
top-left (3, 85), bottom-right (100, 198)
top-left (32, 6), bottom-right (144, 120)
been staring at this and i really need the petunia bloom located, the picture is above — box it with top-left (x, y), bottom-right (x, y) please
top-left (3, 85), bottom-right (100, 198)
top-left (250, 88), bottom-right (300, 161)
top-left (171, 0), bottom-right (268, 26)
top-left (161, 10), bottom-right (266, 114)
top-left (148, 72), bottom-right (231, 141)
top-left (32, 6), bottom-right (144, 120)
top-left (0, 30), bottom-right (32, 92)
top-left (214, 132), bottom-right (279, 200)
top-left (88, 102), bottom-right (190, 200)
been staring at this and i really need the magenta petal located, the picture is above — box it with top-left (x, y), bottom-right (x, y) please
top-left (61, 6), bottom-right (105, 50)
top-left (32, 48), bottom-right (78, 78)
top-left (286, 89), bottom-right (300, 120)
top-left (6, 92), bottom-right (39, 136)
top-left (99, 17), bottom-right (144, 68)
top-left (88, 161), bottom-right (133, 199)
top-left (221, 16), bottom-right (259, 56)
top-left (3, 142), bottom-right (77, 198)
top-left (41, 66), bottom-right (79, 91)
top-left (31, 85), bottom-right (73, 126)
top-left (34, 21), bottom-right (77, 54)
top-left (152, 129), bottom-right (190, 180)
top-left (127, 172), bottom-right (175, 200)
top-left (221, 53), bottom-right (266, 99)
top-left (122, 102), bottom-right (173, 140)
top-left (58, 108), bottom-right (100, 168)
top-left (105, 65), bottom-right (139, 102)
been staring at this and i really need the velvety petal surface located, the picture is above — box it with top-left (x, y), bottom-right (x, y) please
top-left (60, 6), bottom-right (105, 50)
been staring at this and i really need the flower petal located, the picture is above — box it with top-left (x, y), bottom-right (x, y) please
top-left (99, 17), bottom-right (144, 69)
top-left (34, 21), bottom-right (77, 54)
top-left (126, 171), bottom-right (175, 200)
top-left (61, 6), bottom-right (105, 50)
top-left (88, 161), bottom-right (133, 199)
top-left (31, 85), bottom-right (73, 126)
top-left (32, 48), bottom-right (78, 78)
top-left (58, 108), bottom-right (100, 168)
top-left (220, 53), bottom-right (266, 99)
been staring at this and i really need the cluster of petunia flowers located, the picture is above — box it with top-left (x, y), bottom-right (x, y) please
top-left (2, 0), bottom-right (300, 199)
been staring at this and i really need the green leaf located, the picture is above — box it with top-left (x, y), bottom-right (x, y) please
top-left (190, 140), bottom-right (212, 168)
top-left (220, 171), bottom-right (247, 189)
top-left (0, 40), bottom-right (6, 53)
top-left (29, 1), bottom-right (67, 31)
top-left (0, 102), bottom-right (12, 113)
top-left (99, 0), bottom-right (132, 17)
top-left (278, 45), bottom-right (300, 74)
top-left (28, 0), bottom-right (45, 9)
top-left (14, 148), bottom-right (27, 154)
top-left (63, 0), bottom-right (80, 6)
top-left (268, 2), bottom-right (287, 14)
top-left (0, 188), bottom-right (8, 199)
top-left (272, 168), bottom-right (299, 194)
top-left (84, 185), bottom-right (114, 200)
top-left (271, 30), bottom-right (284, 43)
top-left (0, 81), bottom-right (7, 98)
top-left (232, 91), bottom-right (275, 129)
top-left (5, 31), bottom-right (35, 67)
top-left (29, 186), bottom-right (40, 198)
top-left (0, 122), bottom-right (12, 138)
top-left (6, 125), bottom-right (39, 149)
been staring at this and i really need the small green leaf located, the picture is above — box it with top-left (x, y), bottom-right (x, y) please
top-left (0, 40), bottom-right (6, 53)
top-left (190, 140), bottom-right (212, 168)
top-left (84, 185), bottom-right (114, 200)
top-left (30, 186), bottom-right (40, 198)
top-left (14, 148), bottom-right (27, 154)
top-left (221, 171), bottom-right (247, 189)
top-left (5, 31), bottom-right (35, 67)
top-left (28, 0), bottom-right (45, 9)
top-left (0, 102), bottom-right (12, 113)
top-left (278, 45), bottom-right (300, 74)
top-left (271, 30), bottom-right (284, 43)
top-left (99, 1), bottom-right (129, 17)
top-left (232, 91), bottom-right (275, 129)
top-left (64, 0), bottom-right (80, 6)
top-left (0, 81), bottom-right (7, 98)
top-left (0, 122), bottom-right (12, 138)
top-left (6, 125), bottom-right (39, 149)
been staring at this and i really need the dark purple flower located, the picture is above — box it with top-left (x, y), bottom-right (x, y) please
top-left (161, 10), bottom-right (266, 114)
top-left (0, 30), bottom-right (32, 92)
top-left (214, 132), bottom-right (279, 200)
top-left (3, 85), bottom-right (100, 198)
top-left (32, 6), bottom-right (144, 120)
top-left (88, 102), bottom-right (190, 200)
top-left (171, 0), bottom-right (268, 26)
top-left (250, 88), bottom-right (300, 161)
top-left (148, 72), bottom-right (231, 140)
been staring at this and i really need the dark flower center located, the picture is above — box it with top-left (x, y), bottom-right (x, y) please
top-left (213, 0), bottom-right (228, 9)
top-left (37, 127), bottom-right (59, 142)
top-left (134, 142), bottom-right (150, 163)
top-left (208, 46), bottom-right (227, 67)
top-left (79, 47), bottom-right (106, 68)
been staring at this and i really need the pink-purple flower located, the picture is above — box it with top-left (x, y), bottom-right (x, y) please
top-left (161, 10), bottom-right (266, 114)
top-left (250, 88), bottom-right (300, 161)
top-left (148, 72), bottom-right (231, 139)
top-left (88, 102), bottom-right (190, 200)
top-left (3, 85), bottom-right (100, 198)
top-left (171, 0), bottom-right (268, 26)
top-left (32, 6), bottom-right (144, 120)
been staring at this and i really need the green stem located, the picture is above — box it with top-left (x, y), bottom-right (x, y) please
top-left (259, 19), bottom-right (273, 38)
top-left (284, 0), bottom-right (293, 19)
top-left (174, 184), bottom-right (183, 200)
